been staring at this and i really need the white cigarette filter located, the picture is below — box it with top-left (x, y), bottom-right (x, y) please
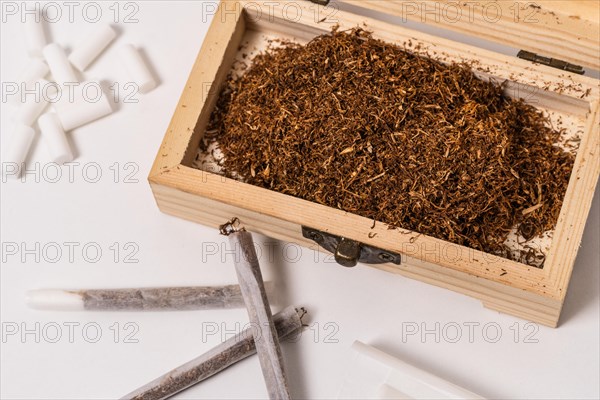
top-left (21, 59), bottom-right (50, 85)
top-left (38, 113), bottom-right (74, 164)
top-left (338, 341), bottom-right (485, 400)
top-left (68, 24), bottom-right (117, 71)
top-left (118, 44), bottom-right (157, 93)
top-left (43, 43), bottom-right (79, 85)
top-left (24, 13), bottom-right (46, 57)
top-left (26, 289), bottom-right (84, 311)
top-left (55, 81), bottom-right (113, 131)
top-left (3, 124), bottom-right (36, 178)
top-left (14, 79), bottom-right (58, 126)
top-left (9, 59), bottom-right (49, 105)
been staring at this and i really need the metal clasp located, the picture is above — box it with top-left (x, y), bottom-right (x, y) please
top-left (302, 226), bottom-right (401, 268)
top-left (517, 50), bottom-right (584, 75)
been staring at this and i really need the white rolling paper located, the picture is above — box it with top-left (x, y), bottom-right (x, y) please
top-left (338, 341), bottom-right (485, 400)
top-left (24, 14), bottom-right (46, 57)
top-left (43, 43), bottom-right (79, 85)
top-left (3, 124), bottom-right (36, 178)
top-left (26, 289), bottom-right (84, 311)
top-left (55, 81), bottom-right (113, 131)
top-left (38, 113), bottom-right (74, 164)
top-left (117, 44), bottom-right (157, 93)
top-left (68, 24), bottom-right (117, 71)
top-left (14, 79), bottom-right (57, 126)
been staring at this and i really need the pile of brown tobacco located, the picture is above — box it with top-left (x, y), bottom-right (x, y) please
top-left (203, 28), bottom-right (575, 265)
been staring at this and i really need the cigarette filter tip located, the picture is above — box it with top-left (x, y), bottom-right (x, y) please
top-left (26, 289), bottom-right (85, 311)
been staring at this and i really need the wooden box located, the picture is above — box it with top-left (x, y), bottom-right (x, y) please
top-left (149, 0), bottom-right (600, 327)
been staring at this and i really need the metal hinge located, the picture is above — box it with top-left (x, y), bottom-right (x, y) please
top-left (302, 226), bottom-right (401, 268)
top-left (517, 50), bottom-right (584, 75)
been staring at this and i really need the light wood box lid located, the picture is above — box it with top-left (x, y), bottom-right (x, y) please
top-left (342, 0), bottom-right (600, 71)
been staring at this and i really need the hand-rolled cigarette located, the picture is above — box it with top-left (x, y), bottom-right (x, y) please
top-left (68, 24), bottom-right (117, 71)
top-left (26, 285), bottom-right (261, 311)
top-left (3, 124), bottom-right (36, 179)
top-left (14, 79), bottom-right (57, 126)
top-left (121, 305), bottom-right (305, 400)
top-left (24, 13), bottom-right (46, 57)
top-left (222, 219), bottom-right (291, 400)
top-left (118, 44), bottom-right (157, 93)
top-left (38, 113), bottom-right (73, 164)
top-left (43, 43), bottom-right (79, 85)
top-left (55, 80), bottom-right (113, 131)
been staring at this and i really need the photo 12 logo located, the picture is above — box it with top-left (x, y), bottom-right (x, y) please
top-left (201, 320), bottom-right (340, 344)
top-left (392, 1), bottom-right (540, 24)
top-left (2, 321), bottom-right (140, 344)
top-left (2, 241), bottom-right (140, 264)
top-left (401, 321), bottom-right (540, 344)
top-left (1, 161), bottom-right (140, 183)
top-left (2, 80), bottom-right (141, 105)
top-left (200, 1), bottom-right (339, 24)
top-left (1, 1), bottom-right (140, 24)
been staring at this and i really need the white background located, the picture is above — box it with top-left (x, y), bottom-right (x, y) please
top-left (1, 1), bottom-right (599, 399)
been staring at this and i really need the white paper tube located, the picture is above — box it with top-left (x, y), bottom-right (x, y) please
top-left (38, 113), bottom-right (73, 164)
top-left (68, 24), bottom-right (117, 71)
top-left (377, 384), bottom-right (412, 400)
top-left (21, 59), bottom-right (50, 86)
top-left (338, 341), bottom-right (484, 400)
top-left (8, 60), bottom-right (49, 106)
top-left (24, 14), bottom-right (46, 57)
top-left (55, 81), bottom-right (113, 131)
top-left (3, 124), bottom-right (36, 178)
top-left (118, 44), bottom-right (157, 93)
top-left (14, 95), bottom-right (48, 126)
top-left (26, 289), bottom-right (84, 311)
top-left (14, 79), bottom-right (57, 126)
top-left (9, 59), bottom-right (50, 105)
top-left (43, 43), bottom-right (78, 85)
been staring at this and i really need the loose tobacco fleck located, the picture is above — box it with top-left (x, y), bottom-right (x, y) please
top-left (203, 28), bottom-right (575, 266)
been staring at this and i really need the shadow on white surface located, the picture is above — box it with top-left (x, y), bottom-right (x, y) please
top-left (265, 239), bottom-right (310, 399)
top-left (136, 47), bottom-right (161, 91)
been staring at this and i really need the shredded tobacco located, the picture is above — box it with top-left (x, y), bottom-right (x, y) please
top-left (202, 28), bottom-right (575, 265)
